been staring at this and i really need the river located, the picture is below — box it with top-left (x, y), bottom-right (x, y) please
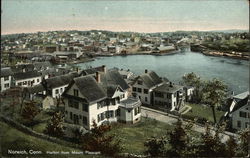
top-left (77, 51), bottom-right (249, 94)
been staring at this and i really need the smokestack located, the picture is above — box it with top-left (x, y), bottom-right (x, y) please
top-left (102, 65), bottom-right (106, 73)
top-left (96, 72), bottom-right (101, 83)
top-left (145, 69), bottom-right (148, 73)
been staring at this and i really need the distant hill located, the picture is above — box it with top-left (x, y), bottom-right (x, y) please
top-left (209, 29), bottom-right (249, 33)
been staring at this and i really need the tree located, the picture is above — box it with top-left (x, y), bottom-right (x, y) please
top-left (81, 120), bottom-right (122, 156)
top-left (182, 72), bottom-right (203, 103)
top-left (167, 119), bottom-right (189, 157)
top-left (144, 136), bottom-right (166, 157)
top-left (44, 112), bottom-right (64, 138)
top-left (197, 124), bottom-right (227, 157)
top-left (202, 78), bottom-right (227, 124)
top-left (237, 128), bottom-right (250, 156)
top-left (225, 136), bottom-right (237, 157)
top-left (21, 101), bottom-right (39, 125)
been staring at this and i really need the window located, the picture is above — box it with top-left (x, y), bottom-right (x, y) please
top-left (115, 109), bottom-right (120, 117)
top-left (134, 108), bottom-right (138, 116)
top-left (239, 111), bottom-right (247, 118)
top-left (60, 88), bottom-right (63, 93)
top-left (82, 116), bottom-right (87, 125)
top-left (55, 89), bottom-right (59, 94)
top-left (97, 114), bottom-right (101, 122)
top-left (74, 89), bottom-right (79, 97)
top-left (106, 111), bottom-right (114, 118)
top-left (132, 87), bottom-right (137, 92)
top-left (245, 122), bottom-right (249, 128)
top-left (70, 112), bottom-right (72, 120)
top-left (137, 80), bottom-right (143, 85)
top-left (101, 113), bottom-right (105, 120)
top-left (145, 97), bottom-right (148, 102)
top-left (4, 76), bottom-right (9, 81)
top-left (82, 104), bottom-right (88, 112)
top-left (237, 121), bottom-right (241, 128)
top-left (155, 92), bottom-right (164, 98)
top-left (137, 88), bottom-right (142, 93)
top-left (98, 101), bottom-right (106, 109)
top-left (37, 79), bottom-right (40, 82)
top-left (167, 93), bottom-right (172, 99)
top-left (23, 81), bottom-right (27, 85)
top-left (112, 99), bottom-right (116, 105)
top-left (4, 83), bottom-right (9, 88)
top-left (144, 89), bottom-right (148, 94)
top-left (18, 82), bottom-right (22, 86)
top-left (68, 99), bottom-right (79, 109)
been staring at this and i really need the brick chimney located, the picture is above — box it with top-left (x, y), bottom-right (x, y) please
top-left (102, 65), bottom-right (106, 73)
top-left (96, 72), bottom-right (101, 83)
top-left (145, 69), bottom-right (148, 73)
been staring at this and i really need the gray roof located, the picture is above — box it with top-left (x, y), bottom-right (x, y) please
top-left (1, 68), bottom-right (13, 77)
top-left (24, 84), bottom-right (45, 94)
top-left (138, 71), bottom-right (163, 88)
top-left (73, 75), bottom-right (107, 103)
top-left (33, 61), bottom-right (52, 70)
top-left (154, 83), bottom-right (183, 93)
top-left (231, 96), bottom-right (249, 113)
top-left (13, 71), bottom-right (41, 80)
top-left (100, 69), bottom-right (129, 91)
top-left (80, 66), bottom-right (105, 76)
top-left (233, 91), bottom-right (249, 100)
top-left (45, 72), bottom-right (78, 89)
top-left (120, 97), bottom-right (141, 109)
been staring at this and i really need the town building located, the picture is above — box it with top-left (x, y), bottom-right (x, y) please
top-left (225, 91), bottom-right (250, 131)
top-left (13, 70), bottom-right (42, 87)
top-left (0, 68), bottom-right (13, 92)
top-left (63, 69), bottom-right (141, 129)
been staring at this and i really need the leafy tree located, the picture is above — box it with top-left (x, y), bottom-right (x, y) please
top-left (144, 136), bottom-right (166, 157)
top-left (225, 136), bottom-right (237, 157)
top-left (237, 128), bottom-right (250, 156)
top-left (197, 124), bottom-right (227, 157)
top-left (81, 120), bottom-right (122, 156)
top-left (167, 119), bottom-right (189, 157)
top-left (182, 72), bottom-right (203, 103)
top-left (44, 112), bottom-right (64, 137)
top-left (21, 101), bottom-right (39, 124)
top-left (202, 78), bottom-right (227, 124)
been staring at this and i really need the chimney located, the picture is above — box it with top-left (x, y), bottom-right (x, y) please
top-left (96, 72), bottom-right (101, 83)
top-left (145, 69), bottom-right (148, 73)
top-left (102, 65), bottom-right (106, 73)
top-left (169, 82), bottom-right (173, 87)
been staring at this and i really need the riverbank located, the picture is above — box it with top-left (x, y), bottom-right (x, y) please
top-left (190, 45), bottom-right (249, 61)
top-left (92, 50), bottom-right (180, 57)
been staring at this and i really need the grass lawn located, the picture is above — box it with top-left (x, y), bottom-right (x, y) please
top-left (0, 121), bottom-right (100, 158)
top-left (108, 117), bottom-right (174, 154)
top-left (184, 103), bottom-right (225, 123)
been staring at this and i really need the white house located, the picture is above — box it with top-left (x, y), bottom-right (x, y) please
top-left (13, 70), bottom-right (42, 87)
top-left (0, 68), bottom-right (13, 92)
top-left (42, 72), bottom-right (78, 98)
top-left (153, 82), bottom-right (184, 111)
top-left (225, 91), bottom-right (250, 131)
top-left (63, 69), bottom-right (141, 129)
top-left (132, 70), bottom-right (164, 105)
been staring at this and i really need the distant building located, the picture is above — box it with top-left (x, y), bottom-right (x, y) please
top-left (13, 70), bottom-right (42, 87)
top-left (152, 46), bottom-right (176, 53)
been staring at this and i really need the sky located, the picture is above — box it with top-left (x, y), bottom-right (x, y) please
top-left (1, 0), bottom-right (249, 34)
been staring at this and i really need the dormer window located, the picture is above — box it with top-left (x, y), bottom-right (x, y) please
top-left (74, 89), bottom-right (79, 97)
top-left (138, 80), bottom-right (143, 85)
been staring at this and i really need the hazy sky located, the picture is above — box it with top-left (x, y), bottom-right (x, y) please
top-left (1, 0), bottom-right (249, 34)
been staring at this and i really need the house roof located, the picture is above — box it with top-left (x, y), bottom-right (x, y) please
top-left (80, 66), bottom-right (105, 76)
top-left (73, 75), bottom-right (107, 103)
top-left (24, 84), bottom-right (45, 94)
top-left (100, 69), bottom-right (129, 91)
top-left (137, 71), bottom-right (163, 88)
top-left (120, 97), bottom-right (141, 109)
top-left (33, 61), bottom-right (52, 70)
top-left (45, 72), bottom-right (78, 89)
top-left (154, 83), bottom-right (183, 93)
top-left (231, 96), bottom-right (249, 113)
top-left (1, 68), bottom-right (13, 77)
top-left (13, 70), bottom-right (41, 80)
top-left (233, 91), bottom-right (249, 100)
